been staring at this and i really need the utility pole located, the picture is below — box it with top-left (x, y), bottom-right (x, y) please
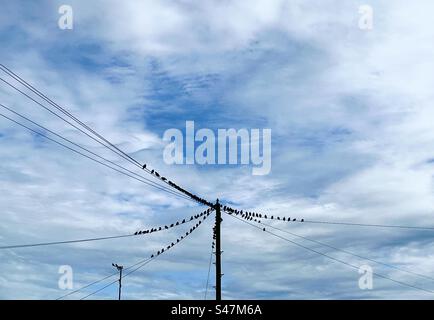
top-left (112, 263), bottom-right (123, 300)
top-left (215, 199), bottom-right (222, 301)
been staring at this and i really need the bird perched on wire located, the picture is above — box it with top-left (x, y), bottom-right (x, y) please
top-left (142, 164), bottom-right (147, 170)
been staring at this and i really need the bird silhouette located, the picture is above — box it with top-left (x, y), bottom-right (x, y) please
top-left (151, 254), bottom-right (154, 258)
top-left (170, 224), bottom-right (174, 228)
top-left (263, 228), bottom-right (266, 231)
top-left (142, 164), bottom-right (146, 169)
top-left (159, 227), bottom-right (162, 231)
top-left (293, 218), bottom-right (296, 221)
top-left (301, 219), bottom-right (304, 222)
top-left (271, 216), bottom-right (274, 219)
top-left (182, 219), bottom-right (186, 223)
top-left (165, 226), bottom-right (168, 229)
top-left (134, 231), bottom-right (138, 235)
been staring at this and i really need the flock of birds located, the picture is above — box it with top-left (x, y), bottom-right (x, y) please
top-left (143, 164), bottom-right (213, 207)
top-left (133, 208), bottom-right (214, 235)
top-left (132, 209), bottom-right (213, 259)
top-left (222, 205), bottom-right (305, 223)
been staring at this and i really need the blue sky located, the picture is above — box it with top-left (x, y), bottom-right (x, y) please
top-left (1, 0), bottom-right (434, 299)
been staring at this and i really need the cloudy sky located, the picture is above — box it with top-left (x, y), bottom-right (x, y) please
top-left (1, 0), bottom-right (434, 300)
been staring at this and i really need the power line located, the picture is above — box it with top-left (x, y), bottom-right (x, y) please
top-left (57, 257), bottom-right (151, 300)
top-left (299, 219), bottom-right (434, 231)
top-left (0, 112), bottom-right (196, 203)
top-left (251, 218), bottom-right (434, 283)
top-left (0, 103), bottom-right (194, 202)
top-left (0, 65), bottom-right (213, 206)
top-left (0, 76), bottom-right (140, 168)
top-left (204, 237), bottom-right (215, 300)
top-left (224, 205), bottom-right (434, 231)
top-left (72, 211), bottom-right (211, 300)
top-left (0, 65), bottom-right (142, 168)
top-left (0, 234), bottom-right (135, 250)
top-left (0, 209), bottom-right (213, 250)
top-left (226, 213), bottom-right (434, 296)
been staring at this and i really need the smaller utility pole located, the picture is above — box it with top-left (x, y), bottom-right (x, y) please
top-left (112, 263), bottom-right (123, 300)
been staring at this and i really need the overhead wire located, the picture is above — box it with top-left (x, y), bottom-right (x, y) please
top-left (226, 212), bottom-right (434, 296)
top-left (71, 210), bottom-right (212, 300)
top-left (0, 65), bottom-right (213, 206)
top-left (245, 216), bottom-right (434, 282)
top-left (0, 103), bottom-right (194, 202)
top-left (0, 111), bottom-right (196, 203)
top-left (0, 209), bottom-right (214, 250)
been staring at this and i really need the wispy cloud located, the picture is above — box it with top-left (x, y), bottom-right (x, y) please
top-left (1, 0), bottom-right (434, 300)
